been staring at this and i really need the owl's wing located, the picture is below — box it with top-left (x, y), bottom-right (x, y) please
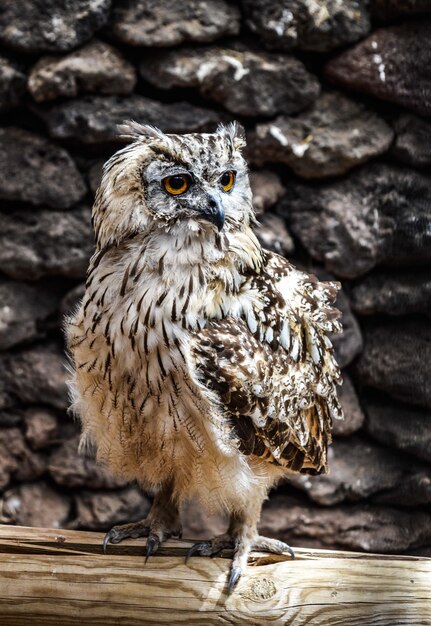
top-left (191, 252), bottom-right (343, 475)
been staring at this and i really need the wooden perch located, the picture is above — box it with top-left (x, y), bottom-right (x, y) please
top-left (0, 525), bottom-right (430, 625)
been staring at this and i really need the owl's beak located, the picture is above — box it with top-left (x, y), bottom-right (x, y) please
top-left (200, 194), bottom-right (225, 231)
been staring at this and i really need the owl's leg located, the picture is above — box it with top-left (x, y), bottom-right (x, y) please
top-left (103, 486), bottom-right (181, 560)
top-left (187, 500), bottom-right (294, 593)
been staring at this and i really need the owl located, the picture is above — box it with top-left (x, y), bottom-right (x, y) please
top-left (66, 122), bottom-right (343, 593)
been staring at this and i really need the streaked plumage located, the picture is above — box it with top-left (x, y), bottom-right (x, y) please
top-left (66, 122), bottom-right (343, 591)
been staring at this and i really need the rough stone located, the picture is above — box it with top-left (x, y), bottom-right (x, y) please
top-left (370, 0), bottom-right (431, 20)
top-left (0, 0), bottom-right (112, 53)
top-left (391, 114), bottom-right (431, 168)
top-left (280, 164), bottom-right (431, 278)
top-left (373, 472), bottom-right (431, 507)
top-left (256, 214), bottom-right (294, 258)
top-left (0, 280), bottom-right (60, 351)
top-left (49, 436), bottom-right (127, 489)
top-left (110, 0), bottom-right (240, 47)
top-left (61, 283), bottom-right (86, 319)
top-left (0, 128), bottom-right (87, 209)
top-left (248, 92), bottom-right (393, 178)
top-left (0, 344), bottom-right (69, 412)
top-left (332, 375), bottom-right (365, 437)
top-left (364, 396), bottom-right (431, 463)
top-left (0, 56), bottom-right (26, 112)
top-left (350, 270), bottom-right (431, 317)
top-left (325, 22), bottom-right (431, 118)
top-left (0, 428), bottom-right (46, 489)
top-left (74, 486), bottom-right (150, 530)
top-left (1, 482), bottom-right (71, 528)
top-left (260, 494), bottom-right (431, 552)
top-left (354, 320), bottom-right (431, 410)
top-left (88, 160), bottom-right (104, 194)
top-left (0, 410), bottom-right (23, 427)
top-left (24, 408), bottom-right (59, 450)
top-left (242, 0), bottom-right (370, 52)
top-left (29, 40), bottom-right (137, 103)
top-left (330, 285), bottom-right (363, 368)
top-left (249, 171), bottom-right (286, 217)
top-left (140, 47), bottom-right (320, 117)
top-left (0, 207), bottom-right (93, 281)
top-left (287, 437), bottom-right (430, 506)
top-left (37, 95), bottom-right (225, 144)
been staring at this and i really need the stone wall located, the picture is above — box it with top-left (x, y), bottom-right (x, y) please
top-left (0, 0), bottom-right (430, 555)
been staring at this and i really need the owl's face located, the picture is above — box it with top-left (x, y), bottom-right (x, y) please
top-left (93, 122), bottom-right (254, 249)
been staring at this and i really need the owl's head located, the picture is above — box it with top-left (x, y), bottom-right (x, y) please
top-left (93, 122), bottom-right (253, 249)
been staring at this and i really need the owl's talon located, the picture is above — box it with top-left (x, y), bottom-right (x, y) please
top-left (185, 541), bottom-right (211, 563)
top-left (145, 535), bottom-right (159, 563)
top-left (228, 566), bottom-right (242, 594)
top-left (102, 530), bottom-right (113, 554)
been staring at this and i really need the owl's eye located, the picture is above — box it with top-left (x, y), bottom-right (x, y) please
top-left (220, 170), bottom-right (236, 192)
top-left (163, 174), bottom-right (191, 196)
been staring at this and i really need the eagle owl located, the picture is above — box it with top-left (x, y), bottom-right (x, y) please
top-left (66, 122), bottom-right (343, 592)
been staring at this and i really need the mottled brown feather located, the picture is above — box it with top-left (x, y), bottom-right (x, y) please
top-left (191, 251), bottom-right (342, 475)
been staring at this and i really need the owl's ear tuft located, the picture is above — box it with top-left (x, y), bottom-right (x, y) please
top-left (117, 121), bottom-right (167, 142)
top-left (216, 121), bottom-right (246, 151)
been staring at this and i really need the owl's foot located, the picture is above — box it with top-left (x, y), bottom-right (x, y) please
top-left (103, 488), bottom-right (181, 561)
top-left (103, 517), bottom-right (182, 561)
top-left (187, 533), bottom-right (294, 594)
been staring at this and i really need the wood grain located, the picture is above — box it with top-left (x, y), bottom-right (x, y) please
top-left (0, 525), bottom-right (429, 625)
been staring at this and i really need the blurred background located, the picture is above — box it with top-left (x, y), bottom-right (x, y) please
top-left (0, 0), bottom-right (430, 556)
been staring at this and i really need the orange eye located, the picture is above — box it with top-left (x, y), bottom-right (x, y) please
top-left (163, 174), bottom-right (191, 195)
top-left (220, 170), bottom-right (235, 192)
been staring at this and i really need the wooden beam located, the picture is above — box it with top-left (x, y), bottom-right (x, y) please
top-left (0, 525), bottom-right (429, 625)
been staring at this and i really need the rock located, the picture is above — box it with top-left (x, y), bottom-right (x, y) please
top-left (0, 206), bottom-right (93, 281)
top-left (364, 396), bottom-right (431, 463)
top-left (0, 55), bottom-right (26, 112)
top-left (24, 408), bottom-right (59, 450)
top-left (248, 92), bottom-right (393, 178)
top-left (37, 95), bottom-right (225, 144)
top-left (110, 0), bottom-right (240, 47)
top-left (0, 428), bottom-right (46, 489)
top-left (0, 433), bottom-right (20, 490)
top-left (0, 280), bottom-right (60, 351)
top-left (256, 214), bottom-right (294, 257)
top-left (332, 375), bottom-right (365, 437)
top-left (350, 269), bottom-right (431, 317)
top-left (0, 0), bottom-right (112, 53)
top-left (0, 344), bottom-right (69, 412)
top-left (60, 283), bottom-right (86, 319)
top-left (0, 409), bottom-right (23, 427)
top-left (330, 285), bottom-right (363, 368)
top-left (249, 170), bottom-right (286, 217)
top-left (49, 436), bottom-right (128, 489)
top-left (354, 320), bottom-right (431, 410)
top-left (373, 472), bottom-right (431, 507)
top-left (74, 486), bottom-right (149, 530)
top-left (310, 268), bottom-right (363, 367)
top-left (260, 494), bottom-right (431, 552)
top-left (391, 114), bottom-right (431, 168)
top-left (370, 0), bottom-right (431, 20)
top-left (88, 160), bottom-right (104, 194)
top-left (28, 40), bottom-right (137, 103)
top-left (280, 164), bottom-right (431, 278)
top-left (0, 128), bottom-right (87, 209)
top-left (1, 482), bottom-right (71, 528)
top-left (287, 436), bottom-right (430, 506)
top-left (242, 0), bottom-right (370, 52)
top-left (325, 22), bottom-right (431, 118)
top-left (140, 47), bottom-right (320, 117)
